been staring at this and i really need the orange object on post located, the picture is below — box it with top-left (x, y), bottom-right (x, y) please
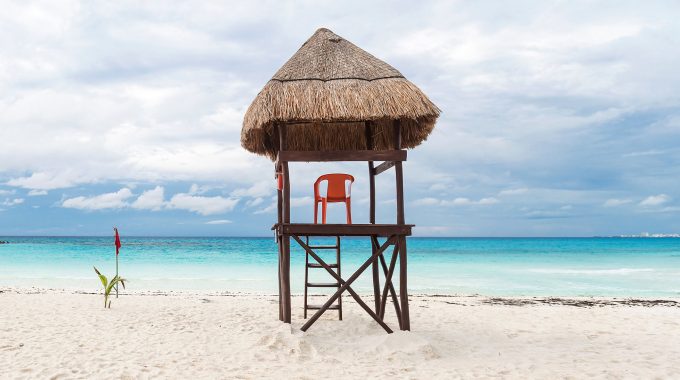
top-left (276, 172), bottom-right (283, 191)
top-left (314, 173), bottom-right (354, 224)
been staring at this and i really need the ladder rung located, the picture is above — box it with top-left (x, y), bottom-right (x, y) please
top-left (307, 245), bottom-right (338, 249)
top-left (307, 263), bottom-right (338, 268)
top-left (306, 282), bottom-right (340, 288)
top-left (306, 304), bottom-right (340, 310)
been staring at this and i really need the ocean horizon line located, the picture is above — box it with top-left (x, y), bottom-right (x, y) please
top-left (0, 235), bottom-right (677, 239)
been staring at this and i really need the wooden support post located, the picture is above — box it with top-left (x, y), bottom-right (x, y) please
top-left (303, 236), bottom-right (309, 319)
top-left (393, 120), bottom-right (410, 330)
top-left (276, 162), bottom-right (283, 321)
top-left (366, 122), bottom-right (376, 222)
top-left (281, 234), bottom-right (291, 324)
top-left (394, 120), bottom-right (404, 225)
top-left (371, 247), bottom-right (381, 315)
top-left (395, 165), bottom-right (404, 225)
top-left (279, 124), bottom-right (292, 324)
top-left (336, 236), bottom-right (343, 321)
top-left (366, 121), bottom-right (381, 315)
top-left (278, 235), bottom-right (283, 321)
top-left (399, 235), bottom-right (410, 330)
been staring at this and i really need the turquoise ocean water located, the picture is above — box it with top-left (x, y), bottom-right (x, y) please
top-left (1, 237), bottom-right (679, 297)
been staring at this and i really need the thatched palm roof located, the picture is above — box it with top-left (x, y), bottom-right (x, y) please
top-left (242, 28), bottom-right (440, 159)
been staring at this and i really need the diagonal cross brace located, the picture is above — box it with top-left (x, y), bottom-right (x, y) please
top-left (372, 236), bottom-right (402, 326)
top-left (379, 243), bottom-right (402, 327)
top-left (293, 235), bottom-right (393, 333)
top-left (293, 235), bottom-right (396, 333)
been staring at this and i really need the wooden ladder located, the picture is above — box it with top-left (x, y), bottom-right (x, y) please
top-left (303, 236), bottom-right (342, 320)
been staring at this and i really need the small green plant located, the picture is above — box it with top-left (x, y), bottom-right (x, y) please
top-left (94, 266), bottom-right (126, 308)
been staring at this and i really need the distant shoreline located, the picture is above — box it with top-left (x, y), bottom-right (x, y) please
top-left (3, 287), bottom-right (680, 305)
top-left (0, 235), bottom-right (679, 239)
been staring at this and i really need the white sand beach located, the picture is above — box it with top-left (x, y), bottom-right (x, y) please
top-left (2, 289), bottom-right (679, 379)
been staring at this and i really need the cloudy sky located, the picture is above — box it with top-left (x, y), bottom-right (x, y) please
top-left (1, 1), bottom-right (679, 236)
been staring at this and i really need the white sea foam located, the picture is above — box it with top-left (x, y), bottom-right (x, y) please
top-left (529, 268), bottom-right (655, 275)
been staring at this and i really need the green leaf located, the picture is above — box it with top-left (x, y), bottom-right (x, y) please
top-left (106, 278), bottom-right (116, 296)
top-left (94, 266), bottom-right (108, 288)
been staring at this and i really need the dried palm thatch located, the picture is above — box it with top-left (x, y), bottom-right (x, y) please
top-left (242, 28), bottom-right (440, 160)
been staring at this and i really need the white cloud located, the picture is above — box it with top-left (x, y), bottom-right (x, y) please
top-left (444, 197), bottom-right (499, 206)
top-left (246, 197), bottom-right (264, 207)
top-left (28, 189), bottom-right (48, 196)
top-left (231, 181), bottom-right (273, 198)
top-left (187, 184), bottom-right (221, 195)
top-left (478, 197), bottom-right (499, 205)
top-left (524, 210), bottom-right (571, 219)
top-left (639, 194), bottom-right (671, 207)
top-left (62, 188), bottom-right (133, 210)
top-left (59, 185), bottom-right (240, 215)
top-left (499, 188), bottom-right (528, 196)
top-left (131, 186), bottom-right (165, 211)
top-left (603, 198), bottom-right (632, 207)
top-left (254, 202), bottom-right (276, 214)
top-left (290, 196), bottom-right (313, 208)
top-left (413, 197), bottom-right (440, 206)
top-left (2, 198), bottom-right (24, 206)
top-left (446, 197), bottom-right (473, 206)
top-left (622, 150), bottom-right (665, 158)
top-left (167, 193), bottom-right (238, 215)
top-left (415, 196), bottom-right (499, 206)
top-left (205, 219), bottom-right (232, 225)
top-left (0, 189), bottom-right (16, 196)
top-left (6, 171), bottom-right (87, 190)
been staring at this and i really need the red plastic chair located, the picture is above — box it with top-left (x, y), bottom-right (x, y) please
top-left (314, 174), bottom-right (354, 224)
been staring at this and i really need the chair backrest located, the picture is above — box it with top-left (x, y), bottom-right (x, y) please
top-left (314, 173), bottom-right (354, 201)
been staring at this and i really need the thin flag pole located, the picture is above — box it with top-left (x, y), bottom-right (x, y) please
top-left (115, 248), bottom-right (119, 298)
top-left (114, 227), bottom-right (121, 298)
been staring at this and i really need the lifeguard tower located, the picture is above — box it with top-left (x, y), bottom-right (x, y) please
top-left (241, 28), bottom-right (440, 333)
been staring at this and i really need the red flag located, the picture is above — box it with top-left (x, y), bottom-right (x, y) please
top-left (114, 227), bottom-right (121, 255)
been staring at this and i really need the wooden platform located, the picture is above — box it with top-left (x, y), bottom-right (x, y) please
top-left (273, 223), bottom-right (413, 237)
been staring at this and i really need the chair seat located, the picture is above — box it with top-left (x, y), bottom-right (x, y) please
top-left (315, 173), bottom-right (354, 224)
top-left (320, 197), bottom-right (348, 203)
